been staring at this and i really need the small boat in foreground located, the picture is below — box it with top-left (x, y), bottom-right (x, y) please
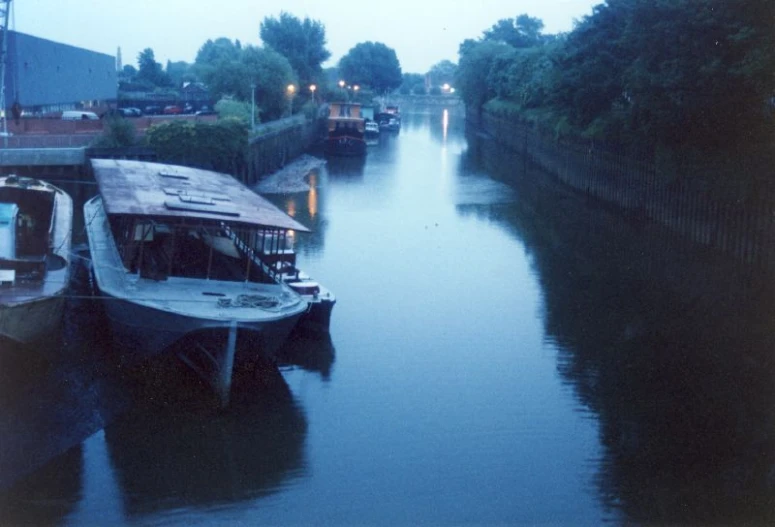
top-left (85, 159), bottom-right (332, 405)
top-left (0, 175), bottom-right (73, 346)
top-left (324, 102), bottom-right (367, 156)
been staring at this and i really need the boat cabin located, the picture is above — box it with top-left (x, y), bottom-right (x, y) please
top-left (0, 176), bottom-right (58, 282)
top-left (91, 160), bottom-right (310, 284)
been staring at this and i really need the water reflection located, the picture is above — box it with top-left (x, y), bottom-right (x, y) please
top-left (103, 360), bottom-right (307, 519)
top-left (277, 329), bottom-right (336, 381)
top-left (325, 155), bottom-right (366, 182)
top-left (0, 444), bottom-right (82, 525)
top-left (460, 131), bottom-right (775, 524)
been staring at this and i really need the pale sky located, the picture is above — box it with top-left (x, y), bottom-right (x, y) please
top-left (15, 0), bottom-right (600, 73)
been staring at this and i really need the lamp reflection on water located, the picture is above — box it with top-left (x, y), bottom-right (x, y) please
top-left (286, 199), bottom-right (296, 217)
top-left (308, 173), bottom-right (318, 217)
top-left (442, 109), bottom-right (449, 143)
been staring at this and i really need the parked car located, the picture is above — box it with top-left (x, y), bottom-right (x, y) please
top-left (144, 105), bottom-right (162, 116)
top-left (124, 107), bottom-right (143, 117)
top-left (62, 110), bottom-right (99, 121)
top-left (163, 105), bottom-right (183, 115)
top-left (183, 104), bottom-right (195, 114)
top-left (195, 106), bottom-right (216, 116)
top-left (100, 108), bottom-right (129, 119)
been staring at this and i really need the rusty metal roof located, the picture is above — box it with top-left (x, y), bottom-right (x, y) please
top-left (90, 159), bottom-right (310, 232)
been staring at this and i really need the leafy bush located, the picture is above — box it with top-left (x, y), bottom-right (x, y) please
top-left (215, 98), bottom-right (253, 124)
top-left (146, 118), bottom-right (249, 175)
top-left (92, 117), bottom-right (137, 148)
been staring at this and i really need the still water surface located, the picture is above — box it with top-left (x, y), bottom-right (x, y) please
top-left (1, 110), bottom-right (774, 525)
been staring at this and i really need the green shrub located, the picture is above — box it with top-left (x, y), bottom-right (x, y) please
top-left (146, 118), bottom-right (248, 175)
top-left (92, 116), bottom-right (137, 148)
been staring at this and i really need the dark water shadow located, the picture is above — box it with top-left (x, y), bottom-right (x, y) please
top-left (459, 130), bottom-right (775, 525)
top-left (325, 155), bottom-right (367, 181)
top-left (0, 253), bottom-right (129, 493)
top-left (277, 328), bottom-right (336, 381)
top-left (0, 444), bottom-right (83, 526)
top-left (102, 352), bottom-right (308, 519)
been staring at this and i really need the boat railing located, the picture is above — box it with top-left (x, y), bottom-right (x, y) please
top-left (222, 225), bottom-right (292, 285)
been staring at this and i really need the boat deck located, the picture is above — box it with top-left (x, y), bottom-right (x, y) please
top-left (85, 197), bottom-right (304, 323)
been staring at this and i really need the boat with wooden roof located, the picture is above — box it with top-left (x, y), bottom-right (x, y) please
top-left (0, 175), bottom-right (73, 346)
top-left (324, 102), bottom-right (367, 156)
top-left (84, 159), bottom-right (328, 405)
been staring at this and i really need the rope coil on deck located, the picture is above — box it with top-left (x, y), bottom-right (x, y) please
top-left (217, 293), bottom-right (282, 310)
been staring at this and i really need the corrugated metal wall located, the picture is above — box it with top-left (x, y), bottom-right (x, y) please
top-left (4, 31), bottom-right (117, 107)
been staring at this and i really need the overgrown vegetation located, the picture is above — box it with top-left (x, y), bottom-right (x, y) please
top-left (91, 117), bottom-right (137, 148)
top-left (145, 119), bottom-right (249, 175)
top-left (456, 1), bottom-right (775, 177)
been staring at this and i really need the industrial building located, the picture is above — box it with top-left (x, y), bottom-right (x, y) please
top-left (3, 30), bottom-right (117, 117)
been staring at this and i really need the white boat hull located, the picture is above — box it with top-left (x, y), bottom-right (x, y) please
top-left (84, 196), bottom-right (308, 364)
top-left (99, 291), bottom-right (304, 364)
top-left (0, 177), bottom-right (72, 347)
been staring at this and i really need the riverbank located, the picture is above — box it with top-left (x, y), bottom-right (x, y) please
top-left (253, 154), bottom-right (326, 194)
top-left (472, 108), bottom-right (775, 272)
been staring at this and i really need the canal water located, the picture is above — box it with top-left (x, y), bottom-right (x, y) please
top-left (1, 110), bottom-right (774, 525)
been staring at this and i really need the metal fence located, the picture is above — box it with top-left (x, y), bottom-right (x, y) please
top-left (481, 112), bottom-right (775, 270)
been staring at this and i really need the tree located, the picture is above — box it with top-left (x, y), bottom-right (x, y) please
top-left (195, 38), bottom-right (242, 66)
top-left (456, 40), bottom-right (512, 111)
top-left (166, 61), bottom-right (194, 88)
top-left (482, 14), bottom-right (545, 48)
top-left (259, 12), bottom-right (330, 88)
top-left (241, 45), bottom-right (297, 120)
top-left (136, 48), bottom-right (170, 87)
top-left (338, 42), bottom-right (402, 94)
top-left (119, 64), bottom-right (137, 80)
top-left (427, 60), bottom-right (457, 87)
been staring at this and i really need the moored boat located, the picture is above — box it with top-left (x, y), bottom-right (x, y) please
top-left (84, 159), bottom-right (327, 405)
top-left (324, 102), bottom-right (367, 156)
top-left (0, 175), bottom-right (72, 346)
top-left (364, 120), bottom-right (380, 146)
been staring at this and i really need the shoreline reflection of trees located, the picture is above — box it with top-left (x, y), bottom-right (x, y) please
top-left (457, 131), bottom-right (775, 525)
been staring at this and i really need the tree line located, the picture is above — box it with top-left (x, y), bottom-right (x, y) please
top-left (456, 1), bottom-right (775, 161)
top-left (118, 11), bottom-right (447, 124)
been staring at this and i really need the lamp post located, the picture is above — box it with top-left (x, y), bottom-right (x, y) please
top-left (309, 84), bottom-right (317, 104)
top-left (286, 84), bottom-right (296, 116)
top-left (338, 80), bottom-right (345, 100)
top-left (250, 83), bottom-right (256, 130)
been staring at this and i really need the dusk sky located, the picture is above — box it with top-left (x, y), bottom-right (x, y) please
top-left (15, 0), bottom-right (600, 73)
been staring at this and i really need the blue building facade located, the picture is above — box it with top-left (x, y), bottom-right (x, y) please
top-left (4, 31), bottom-right (117, 114)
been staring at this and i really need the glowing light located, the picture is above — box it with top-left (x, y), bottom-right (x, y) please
top-left (308, 172), bottom-right (318, 217)
top-left (287, 84), bottom-right (296, 94)
top-left (442, 108), bottom-right (449, 143)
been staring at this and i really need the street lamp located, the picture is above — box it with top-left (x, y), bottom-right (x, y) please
top-left (309, 84), bottom-right (317, 104)
top-left (286, 84), bottom-right (296, 116)
top-left (338, 80), bottom-right (345, 100)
